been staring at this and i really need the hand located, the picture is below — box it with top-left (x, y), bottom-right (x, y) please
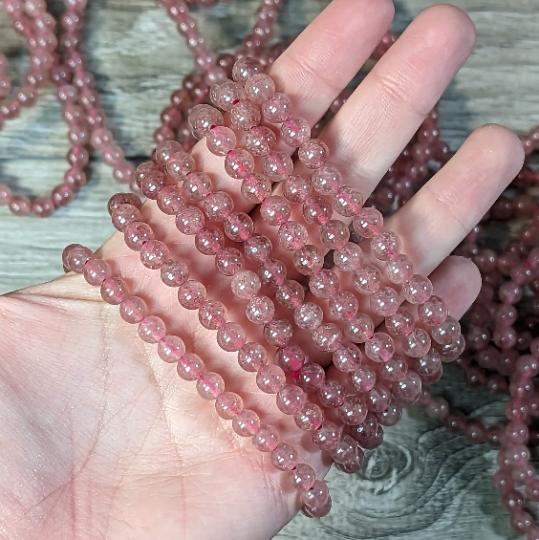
top-left (0, 1), bottom-right (523, 539)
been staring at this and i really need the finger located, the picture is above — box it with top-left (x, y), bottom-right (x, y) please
top-left (387, 124), bottom-right (525, 276)
top-left (268, 0), bottom-right (395, 125)
top-left (321, 4), bottom-right (476, 195)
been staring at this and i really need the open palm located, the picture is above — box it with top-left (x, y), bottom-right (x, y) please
top-left (0, 1), bottom-right (524, 539)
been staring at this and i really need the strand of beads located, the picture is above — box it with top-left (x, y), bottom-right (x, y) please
top-left (61, 242), bottom-right (333, 518)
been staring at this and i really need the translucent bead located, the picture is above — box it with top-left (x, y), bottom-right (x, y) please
top-left (157, 186), bottom-right (185, 216)
top-left (319, 220), bottom-right (350, 250)
top-left (312, 421), bottom-right (342, 451)
top-left (282, 175), bottom-right (313, 203)
top-left (261, 196), bottom-right (291, 226)
top-left (140, 170), bottom-right (167, 200)
top-left (426, 396), bottom-right (450, 420)
top-left (516, 354), bottom-right (539, 378)
top-left (111, 204), bottom-right (141, 232)
top-left (298, 362), bottom-right (326, 392)
top-left (385, 308), bottom-right (415, 337)
top-left (230, 100), bottom-right (261, 131)
top-left (338, 394), bottom-right (368, 425)
top-left (166, 151), bottom-right (195, 180)
top-left (418, 295), bottom-right (448, 325)
top-left (312, 166), bottom-right (341, 195)
top-left (334, 242), bottom-right (363, 272)
top-left (319, 380), bottom-right (346, 408)
top-left (225, 149), bottom-right (255, 179)
top-left (175, 206), bottom-right (205, 235)
top-left (83, 259), bottom-right (111, 286)
top-left (245, 126), bottom-right (276, 156)
top-left (278, 221), bottom-right (308, 251)
top-left (262, 93), bottom-right (292, 124)
top-left (246, 295), bottom-right (275, 325)
top-left (350, 413), bottom-right (384, 450)
top-left (276, 279), bottom-right (305, 309)
top-left (160, 260), bottom-right (189, 287)
top-left (280, 116), bottom-right (311, 147)
top-left (370, 286), bottom-right (400, 316)
top-left (403, 328), bottom-right (432, 358)
top-left (261, 152), bottom-right (294, 181)
top-left (244, 233), bottom-right (272, 262)
top-left (158, 335), bottom-right (186, 363)
top-left (245, 73), bottom-right (275, 103)
top-left (140, 240), bottom-right (169, 269)
top-left (333, 186), bottom-right (363, 217)
top-left (329, 291), bottom-right (359, 321)
top-left (303, 195), bottom-right (332, 225)
top-left (177, 353), bottom-right (205, 381)
top-left (238, 342), bottom-right (268, 372)
top-left (100, 278), bottom-right (127, 305)
top-left (309, 269), bottom-right (339, 299)
top-left (330, 435), bottom-right (364, 469)
top-left (437, 334), bottom-right (466, 362)
top-left (224, 212), bottom-right (253, 242)
top-left (213, 80), bottom-right (245, 111)
top-left (353, 265), bottom-right (382, 295)
top-left (371, 231), bottom-right (401, 261)
top-left (277, 385), bottom-right (307, 415)
top-left (298, 139), bottom-right (328, 169)
top-left (197, 372), bottom-right (225, 400)
top-left (353, 207), bottom-right (383, 238)
top-left (241, 173), bottom-right (272, 203)
top-left (154, 141), bottom-right (184, 168)
top-left (206, 126), bottom-right (236, 156)
top-left (392, 371), bottom-right (422, 404)
top-left (378, 355), bottom-right (408, 382)
top-left (231, 270), bottom-right (261, 300)
top-left (333, 343), bottom-right (362, 373)
top-left (232, 58), bottom-right (262, 84)
top-left (264, 319), bottom-right (293, 347)
top-left (275, 345), bottom-right (305, 373)
top-left (365, 332), bottom-right (395, 363)
top-left (258, 258), bottom-right (287, 286)
top-left (313, 323), bottom-right (343, 352)
top-left (195, 227), bottom-right (225, 256)
top-left (431, 316), bottom-right (461, 345)
top-left (344, 314), bottom-right (375, 343)
top-left (403, 274), bottom-right (433, 304)
top-left (294, 302), bottom-right (323, 330)
top-left (182, 172), bottom-right (212, 202)
top-left (215, 392), bottom-right (243, 419)
top-left (232, 409), bottom-right (260, 437)
top-left (178, 280), bottom-right (207, 309)
top-left (378, 399), bottom-right (402, 426)
top-left (295, 402), bottom-right (324, 432)
top-left (63, 244), bottom-right (92, 274)
top-left (215, 248), bottom-right (243, 276)
top-left (293, 245), bottom-right (324, 275)
top-left (120, 296), bottom-right (148, 324)
top-left (252, 425), bottom-right (280, 452)
top-left (292, 463), bottom-right (316, 491)
top-left (349, 365), bottom-right (377, 393)
top-left (199, 301), bottom-right (227, 330)
top-left (189, 105), bottom-right (224, 139)
top-left (124, 222), bottom-right (154, 251)
top-left (217, 322), bottom-right (246, 352)
top-left (138, 316), bottom-right (166, 343)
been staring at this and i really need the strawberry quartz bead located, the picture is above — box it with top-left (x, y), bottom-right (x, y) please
top-left (276, 345), bottom-right (305, 373)
top-left (232, 58), bottom-right (263, 85)
top-left (176, 206), bottom-right (205, 235)
top-left (312, 166), bottom-right (341, 196)
top-left (309, 269), bottom-right (339, 299)
top-left (157, 186), bottom-right (185, 216)
top-left (302, 195), bottom-right (332, 225)
top-left (112, 204), bottom-right (142, 231)
top-left (344, 313), bottom-right (375, 343)
top-left (253, 425), bottom-right (280, 452)
top-left (353, 207), bottom-right (383, 238)
top-left (189, 105), bottom-right (224, 139)
top-left (431, 316), bottom-right (461, 345)
top-left (276, 279), bottom-right (305, 309)
top-left (101, 278), bottom-right (127, 305)
top-left (312, 421), bottom-right (342, 451)
top-left (160, 260), bottom-right (189, 287)
top-left (370, 287), bottom-right (400, 316)
top-left (365, 332), bottom-right (395, 362)
top-left (120, 296), bottom-right (148, 325)
top-left (320, 220), bottom-right (350, 249)
top-left (195, 226), bottom-right (225, 256)
top-left (293, 245), bottom-right (324, 275)
top-left (166, 151), bottom-right (196, 180)
top-left (271, 443), bottom-right (298, 471)
top-left (338, 395), bottom-right (368, 425)
top-left (206, 126), bottom-right (236, 156)
top-left (259, 258), bottom-right (287, 286)
top-left (245, 296), bottom-right (275, 324)
top-left (319, 380), bottom-right (346, 408)
top-left (379, 356), bottom-right (408, 383)
top-left (386, 309), bottom-right (414, 338)
top-left (9, 195), bottom-right (31, 216)
top-left (83, 259), bottom-right (111, 286)
top-left (183, 172), bottom-right (212, 201)
top-left (138, 316), bottom-right (166, 344)
top-left (158, 335), bottom-right (186, 363)
top-left (282, 175), bottom-right (313, 203)
top-left (350, 412), bottom-right (383, 450)
top-left (177, 353), bottom-right (205, 382)
top-left (278, 221), bottom-right (308, 251)
top-left (333, 186), bottom-right (364, 217)
top-left (402, 328), bottom-right (432, 358)
top-left (329, 291), bottom-right (359, 321)
top-left (124, 222), bottom-right (154, 251)
top-left (199, 301), bottom-right (227, 330)
top-left (298, 139), bottom-right (328, 169)
top-left (386, 254), bottom-right (414, 284)
top-left (353, 265), bottom-right (382, 295)
top-left (256, 364), bottom-right (286, 393)
top-left (215, 392), bottom-right (243, 420)
top-left (178, 280), bottom-right (207, 309)
top-left (371, 232), bottom-right (401, 261)
top-left (238, 342), bottom-right (267, 372)
top-left (334, 242), bottom-right (363, 272)
top-left (241, 173), bottom-right (272, 203)
top-left (264, 319), bottom-right (293, 347)
top-left (393, 371), bottom-right (422, 404)
top-left (231, 270), bottom-right (261, 299)
top-left (333, 343), bottom-right (362, 373)
top-left (212, 80), bottom-right (245, 112)
top-left (232, 409), bottom-right (260, 437)
top-left (261, 196), bottom-right (291, 226)
top-left (403, 274), bottom-right (433, 304)
top-left (313, 323), bottom-right (343, 352)
top-left (216, 247), bottom-right (243, 275)
top-left (140, 240), bottom-right (169, 269)
top-left (0, 184), bottom-right (12, 205)
top-left (225, 149), bottom-right (255, 179)
top-left (418, 295), bottom-right (448, 325)
top-left (245, 126), bottom-right (276, 156)
top-left (276, 385), bottom-right (307, 415)
top-left (244, 73), bottom-right (275, 103)
top-left (217, 322), bottom-right (246, 352)
top-left (230, 100), bottom-right (261, 131)
top-left (262, 152), bottom-right (294, 181)
top-left (294, 302), bottom-right (323, 330)
top-left (298, 363), bottom-right (326, 392)
top-left (292, 463), bottom-right (317, 491)
top-left (197, 372), bottom-right (225, 400)
top-left (301, 480), bottom-right (330, 511)
top-left (32, 197), bottom-right (55, 218)
top-left (63, 244), bottom-right (92, 273)
top-left (261, 92), bottom-right (292, 123)
top-left (280, 117), bottom-right (311, 147)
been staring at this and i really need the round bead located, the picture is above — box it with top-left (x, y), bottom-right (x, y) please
top-left (276, 279), bottom-right (305, 309)
top-left (140, 240), bottom-right (169, 269)
top-left (261, 196), bottom-right (291, 226)
top-left (215, 248), bottom-right (243, 276)
top-left (83, 259), bottom-right (111, 286)
top-left (295, 403), bottom-right (324, 432)
top-left (334, 242), bottom-right (363, 272)
top-left (256, 364), bottom-right (286, 394)
top-left (370, 286), bottom-right (400, 316)
top-left (175, 205), bottom-right (205, 235)
top-left (100, 278), bottom-right (127, 305)
top-left (371, 232), bottom-right (401, 261)
top-left (431, 316), bottom-right (461, 345)
top-left (338, 395), bottom-right (368, 425)
top-left (230, 100), bottom-right (261, 130)
top-left (320, 220), bottom-right (350, 250)
top-left (197, 372), bottom-right (225, 400)
top-left (264, 319), bottom-right (293, 347)
top-left (244, 234), bottom-right (272, 262)
top-left (245, 126), bottom-right (276, 157)
top-left (293, 245), bottom-right (324, 275)
top-left (393, 371), bottom-right (422, 405)
top-left (178, 280), bottom-right (207, 309)
top-left (282, 175), bottom-right (313, 203)
top-left (292, 463), bottom-right (316, 491)
top-left (333, 186), bottom-right (363, 217)
top-left (277, 385), bottom-right (307, 415)
top-left (312, 166), bottom-right (342, 195)
top-left (217, 322), bottom-right (246, 352)
top-left (333, 343), bottom-right (363, 373)
top-left (298, 363), bottom-right (326, 392)
top-left (224, 212), bottom-right (254, 242)
top-left (138, 316), bottom-right (166, 343)
top-left (232, 58), bottom-right (263, 84)
top-left (158, 335), bottom-right (186, 363)
top-left (353, 207), bottom-right (383, 238)
top-left (344, 314), bottom-right (375, 343)
top-left (353, 265), bottom-right (382, 295)
top-left (402, 328), bottom-right (432, 358)
top-left (245, 73), bottom-right (275, 103)
top-left (194, 227), bottom-right (225, 256)
top-left (312, 323), bottom-right (343, 352)
top-left (225, 149), bottom-right (255, 179)
top-left (298, 139), bottom-right (328, 169)
top-left (252, 425), bottom-right (280, 452)
top-left (238, 342), bottom-right (268, 372)
top-left (312, 421), bottom-right (342, 451)
top-left (278, 221), bottom-right (308, 251)
top-left (124, 222), bottom-right (154, 251)
top-left (215, 392), bottom-right (243, 419)
top-left (261, 152), bottom-right (294, 181)
top-left (246, 295), bottom-right (275, 325)
top-left (303, 195), bottom-right (332, 225)
top-left (177, 353), bottom-right (205, 381)
top-left (329, 291), bottom-right (359, 321)
top-left (403, 274), bottom-right (433, 304)
top-left (120, 296), bottom-right (148, 324)
top-left (232, 409), bottom-right (260, 437)
top-left (160, 260), bottom-right (189, 287)
top-left (189, 105), bottom-right (224, 139)
top-left (365, 332), bottom-right (395, 363)
top-left (261, 92), bottom-right (292, 123)
top-left (294, 302), bottom-right (323, 330)
top-left (241, 173), bottom-right (272, 203)
top-left (309, 269), bottom-right (340, 299)
top-left (418, 295), bottom-right (448, 326)
top-left (349, 365), bottom-right (377, 393)
top-left (206, 126), bottom-right (236, 156)
top-left (276, 345), bottom-right (305, 373)
top-left (198, 301), bottom-right (227, 330)
top-left (280, 117), bottom-right (311, 147)
top-left (166, 151), bottom-right (195, 179)
top-left (231, 270), bottom-right (261, 300)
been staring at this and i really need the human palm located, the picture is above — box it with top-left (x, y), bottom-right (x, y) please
top-left (0, 1), bottom-right (525, 539)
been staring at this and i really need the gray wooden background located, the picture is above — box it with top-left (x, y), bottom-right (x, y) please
top-left (0, 1), bottom-right (537, 538)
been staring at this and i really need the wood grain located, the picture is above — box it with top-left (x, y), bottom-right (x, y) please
top-left (0, 1), bottom-right (536, 538)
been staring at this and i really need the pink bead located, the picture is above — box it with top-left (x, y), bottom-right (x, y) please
top-left (282, 175), bottom-right (313, 203)
top-left (260, 196), bottom-right (291, 226)
top-left (63, 244), bottom-right (92, 273)
top-left (0, 183), bottom-right (12, 205)
top-left (238, 342), bottom-right (268, 372)
top-left (232, 58), bottom-right (263, 84)
top-left (182, 172), bottom-right (212, 201)
top-left (294, 302), bottom-right (323, 330)
top-left (111, 204), bottom-right (141, 231)
top-left (511, 511), bottom-right (533, 534)
top-left (108, 193), bottom-right (142, 215)
top-left (264, 318), bottom-right (293, 347)
top-left (277, 385), bottom-right (307, 415)
top-left (402, 328), bottom-right (431, 358)
top-left (276, 279), bottom-right (305, 309)
top-left (370, 286), bottom-right (400, 316)
top-left (160, 259), bottom-right (189, 287)
top-left (177, 353), bottom-right (205, 381)
top-left (216, 247), bottom-right (243, 276)
top-left (295, 403), bottom-right (324, 431)
top-left (83, 258), bottom-right (111, 286)
top-left (32, 197), bottom-right (55, 218)
top-left (309, 269), bottom-right (339, 299)
top-left (64, 167), bottom-right (87, 191)
top-left (431, 316), bottom-right (461, 345)
top-left (215, 392), bottom-right (244, 419)
top-left (120, 296), bottom-right (148, 324)
top-left (245, 73), bottom-right (275, 103)
top-left (333, 343), bottom-right (362, 373)
top-left (298, 139), bottom-right (328, 169)
top-left (353, 207), bottom-right (383, 238)
top-left (276, 345), bottom-right (305, 373)
top-left (313, 323), bottom-right (343, 352)
top-left (403, 274), bottom-right (433, 304)
top-left (241, 173), bottom-right (272, 203)
top-left (178, 280), bottom-right (206, 310)
top-left (245, 126), bottom-right (276, 156)
top-left (292, 463), bottom-right (316, 491)
top-left (166, 151), bottom-right (195, 180)
top-left (256, 364), bottom-right (286, 393)
top-left (365, 332), bottom-right (395, 363)
top-left (333, 186), bottom-right (364, 217)
top-left (353, 265), bottom-right (382, 295)
top-left (194, 227), bottom-right (225, 256)
top-left (51, 185), bottom-right (74, 207)
top-left (198, 301), bottom-right (227, 330)
top-left (261, 92), bottom-right (292, 122)
top-left (271, 442), bottom-right (298, 472)
top-left (386, 308), bottom-right (415, 337)
top-left (437, 334), bottom-right (466, 362)
top-left (212, 80), bottom-right (245, 111)
top-left (189, 105), bottom-right (224, 139)
top-left (378, 355), bottom-right (408, 382)
top-left (197, 372), bottom-right (225, 400)
top-left (302, 480), bottom-right (330, 512)
top-left (320, 220), bottom-right (350, 250)
top-left (140, 240), bottom-right (169, 269)
top-left (302, 195), bottom-right (332, 225)
top-left (278, 221), bottom-right (308, 251)
top-left (206, 126), bottom-right (236, 156)
top-left (158, 335), bottom-right (186, 363)
top-left (344, 314), bottom-right (375, 343)
top-left (224, 148), bottom-right (255, 179)
top-left (312, 421), bottom-right (342, 451)
top-left (259, 258), bottom-right (287, 286)
top-left (516, 354), bottom-right (539, 378)
top-left (329, 291), bottom-right (359, 321)
top-left (217, 322), bottom-right (246, 351)
top-left (232, 409), bottom-right (260, 437)
top-left (338, 395), bottom-right (368, 425)
top-left (280, 117), bottom-right (311, 147)
top-left (100, 278), bottom-right (127, 305)
top-left (349, 365), bottom-right (377, 392)
top-left (418, 295), bottom-right (448, 326)
top-left (252, 425), bottom-right (280, 452)
top-left (505, 422), bottom-right (529, 445)
top-left (230, 100), bottom-right (261, 130)
top-left (371, 232), bottom-right (401, 262)
top-left (293, 245), bottom-right (324, 275)
top-left (319, 380), bottom-right (346, 408)
top-left (9, 195), bottom-right (31, 216)
top-left (246, 295), bottom-right (275, 325)
top-left (203, 191), bottom-right (234, 221)
top-left (261, 151), bottom-right (294, 181)
top-left (175, 206), bottom-right (205, 235)
top-left (350, 413), bottom-right (384, 450)
top-left (138, 315), bottom-right (166, 343)
top-left (124, 222), bottom-right (154, 251)
top-left (224, 212), bottom-right (254, 242)
top-left (298, 362), bottom-right (326, 392)
top-left (334, 242), bottom-right (364, 272)
top-left (392, 370), bottom-right (422, 404)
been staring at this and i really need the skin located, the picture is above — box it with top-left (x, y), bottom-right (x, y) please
top-left (0, 1), bottom-right (525, 539)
